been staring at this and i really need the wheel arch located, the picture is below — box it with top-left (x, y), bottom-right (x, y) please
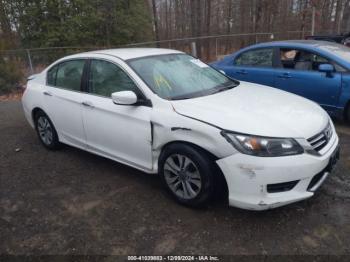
top-left (158, 140), bottom-right (229, 198)
top-left (31, 107), bottom-right (58, 133)
top-left (159, 140), bottom-right (219, 161)
top-left (32, 107), bottom-right (46, 123)
top-left (31, 107), bottom-right (61, 149)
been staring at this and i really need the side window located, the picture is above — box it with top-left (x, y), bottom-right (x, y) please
top-left (89, 60), bottom-right (140, 97)
top-left (334, 63), bottom-right (347, 72)
top-left (280, 49), bottom-right (329, 71)
top-left (56, 60), bottom-right (85, 91)
top-left (279, 49), bottom-right (298, 69)
top-left (235, 48), bottom-right (273, 67)
top-left (279, 49), bottom-right (345, 72)
top-left (47, 65), bottom-right (58, 86)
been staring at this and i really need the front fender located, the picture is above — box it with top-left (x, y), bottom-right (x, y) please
top-left (150, 109), bottom-right (236, 172)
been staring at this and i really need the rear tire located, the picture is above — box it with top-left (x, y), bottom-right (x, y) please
top-left (34, 110), bottom-right (61, 150)
top-left (159, 143), bottom-right (215, 207)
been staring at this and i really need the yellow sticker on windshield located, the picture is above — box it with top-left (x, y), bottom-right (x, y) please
top-left (155, 75), bottom-right (172, 90)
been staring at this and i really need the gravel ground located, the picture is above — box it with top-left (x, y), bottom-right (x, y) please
top-left (0, 101), bottom-right (349, 255)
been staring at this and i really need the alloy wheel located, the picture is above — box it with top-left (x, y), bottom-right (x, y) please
top-left (37, 116), bottom-right (53, 146)
top-left (163, 154), bottom-right (202, 200)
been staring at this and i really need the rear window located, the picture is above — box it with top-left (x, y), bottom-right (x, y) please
top-left (47, 60), bottom-right (85, 91)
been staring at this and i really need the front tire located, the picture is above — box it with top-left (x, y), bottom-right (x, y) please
top-left (159, 144), bottom-right (215, 207)
top-left (34, 111), bottom-right (60, 150)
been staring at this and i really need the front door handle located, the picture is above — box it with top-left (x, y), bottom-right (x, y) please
top-left (43, 91), bottom-right (53, 96)
top-left (278, 73), bottom-right (292, 79)
top-left (236, 70), bottom-right (248, 75)
top-left (82, 101), bottom-right (94, 108)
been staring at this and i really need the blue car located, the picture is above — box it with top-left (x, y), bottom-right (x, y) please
top-left (211, 40), bottom-right (350, 121)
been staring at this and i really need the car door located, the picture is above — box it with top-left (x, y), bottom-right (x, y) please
top-left (223, 47), bottom-right (276, 87)
top-left (43, 59), bottom-right (87, 148)
top-left (273, 48), bottom-right (342, 111)
top-left (82, 58), bottom-right (153, 171)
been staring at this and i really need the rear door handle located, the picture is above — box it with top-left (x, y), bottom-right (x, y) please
top-left (82, 101), bottom-right (94, 108)
top-left (43, 91), bottom-right (52, 96)
top-left (236, 70), bottom-right (248, 75)
top-left (278, 73), bottom-right (292, 79)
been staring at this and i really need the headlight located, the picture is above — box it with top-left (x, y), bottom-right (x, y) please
top-left (221, 131), bottom-right (304, 157)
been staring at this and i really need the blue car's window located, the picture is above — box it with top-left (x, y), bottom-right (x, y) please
top-left (319, 44), bottom-right (350, 64)
top-left (279, 48), bottom-right (346, 72)
top-left (235, 48), bottom-right (273, 67)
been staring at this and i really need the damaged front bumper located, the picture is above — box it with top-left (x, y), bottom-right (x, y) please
top-left (216, 134), bottom-right (340, 211)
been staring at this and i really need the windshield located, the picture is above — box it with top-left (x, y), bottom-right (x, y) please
top-left (127, 54), bottom-right (238, 100)
top-left (319, 43), bottom-right (350, 64)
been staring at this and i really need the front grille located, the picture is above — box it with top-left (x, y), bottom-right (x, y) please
top-left (307, 122), bottom-right (333, 152)
top-left (267, 180), bottom-right (299, 193)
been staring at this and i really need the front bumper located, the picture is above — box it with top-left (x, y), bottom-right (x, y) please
top-left (216, 132), bottom-right (339, 211)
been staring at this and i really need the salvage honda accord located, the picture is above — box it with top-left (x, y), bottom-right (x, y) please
top-left (22, 48), bottom-right (340, 210)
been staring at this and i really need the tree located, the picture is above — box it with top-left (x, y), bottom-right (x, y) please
top-left (151, 0), bottom-right (160, 47)
top-left (0, 0), bottom-right (154, 48)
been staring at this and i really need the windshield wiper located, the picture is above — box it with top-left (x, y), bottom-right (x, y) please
top-left (170, 82), bottom-right (238, 100)
top-left (219, 84), bottom-right (237, 91)
top-left (170, 95), bottom-right (194, 100)
top-left (209, 83), bottom-right (237, 95)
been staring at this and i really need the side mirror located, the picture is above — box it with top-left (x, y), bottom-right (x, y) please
top-left (318, 64), bottom-right (334, 77)
top-left (111, 91), bottom-right (138, 105)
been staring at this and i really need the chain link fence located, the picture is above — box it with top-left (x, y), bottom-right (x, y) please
top-left (0, 31), bottom-right (311, 92)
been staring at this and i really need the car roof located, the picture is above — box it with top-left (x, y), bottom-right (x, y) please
top-left (245, 40), bottom-right (344, 49)
top-left (77, 48), bottom-right (184, 60)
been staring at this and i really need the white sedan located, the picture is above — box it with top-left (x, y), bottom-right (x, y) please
top-left (22, 48), bottom-right (340, 210)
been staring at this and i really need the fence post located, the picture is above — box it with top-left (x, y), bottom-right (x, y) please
top-left (311, 6), bottom-right (316, 35)
top-left (190, 42), bottom-right (197, 57)
top-left (26, 49), bottom-right (34, 75)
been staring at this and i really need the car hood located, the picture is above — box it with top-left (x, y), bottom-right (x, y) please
top-left (171, 81), bottom-right (329, 138)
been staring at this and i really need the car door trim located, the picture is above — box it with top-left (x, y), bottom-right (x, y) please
top-left (61, 137), bottom-right (154, 174)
